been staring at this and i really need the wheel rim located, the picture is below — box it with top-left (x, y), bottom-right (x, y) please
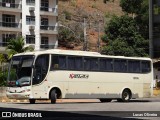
top-left (123, 92), bottom-right (129, 100)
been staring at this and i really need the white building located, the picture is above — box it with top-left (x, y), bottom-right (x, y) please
top-left (0, 0), bottom-right (58, 53)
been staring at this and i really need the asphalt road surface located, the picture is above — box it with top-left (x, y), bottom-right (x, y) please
top-left (0, 97), bottom-right (160, 120)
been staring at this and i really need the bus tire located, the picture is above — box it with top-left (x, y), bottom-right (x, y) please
top-left (50, 89), bottom-right (57, 104)
top-left (29, 99), bottom-right (36, 104)
top-left (99, 99), bottom-right (112, 102)
top-left (121, 89), bottom-right (131, 102)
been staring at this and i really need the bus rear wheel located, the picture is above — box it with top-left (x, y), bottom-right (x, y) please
top-left (29, 99), bottom-right (36, 104)
top-left (50, 89), bottom-right (57, 104)
top-left (118, 89), bottom-right (131, 102)
top-left (100, 99), bottom-right (112, 102)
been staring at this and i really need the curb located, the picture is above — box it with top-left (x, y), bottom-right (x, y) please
top-left (0, 99), bottom-right (29, 103)
top-left (0, 99), bottom-right (97, 103)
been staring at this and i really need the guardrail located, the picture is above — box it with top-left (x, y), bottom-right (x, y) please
top-left (0, 22), bottom-right (21, 28)
top-left (0, 2), bottom-right (22, 9)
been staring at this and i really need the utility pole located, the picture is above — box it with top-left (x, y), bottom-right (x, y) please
top-left (83, 18), bottom-right (87, 51)
top-left (97, 20), bottom-right (101, 53)
top-left (149, 0), bottom-right (153, 58)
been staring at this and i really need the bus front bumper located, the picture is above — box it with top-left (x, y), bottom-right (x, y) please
top-left (6, 92), bottom-right (32, 99)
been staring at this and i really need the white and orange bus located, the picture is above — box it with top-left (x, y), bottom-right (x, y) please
top-left (6, 49), bottom-right (153, 104)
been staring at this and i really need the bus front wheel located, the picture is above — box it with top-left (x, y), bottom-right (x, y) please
top-left (50, 89), bottom-right (57, 104)
top-left (29, 99), bottom-right (36, 104)
top-left (100, 99), bottom-right (112, 102)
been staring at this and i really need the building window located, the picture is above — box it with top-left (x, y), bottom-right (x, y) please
top-left (26, 16), bottom-right (35, 25)
top-left (41, 37), bottom-right (48, 45)
top-left (26, 35), bottom-right (35, 44)
top-left (41, 18), bottom-right (48, 30)
top-left (2, 14), bottom-right (16, 27)
top-left (2, 34), bottom-right (16, 47)
top-left (41, 37), bottom-right (48, 49)
top-left (2, 0), bottom-right (15, 8)
top-left (41, 18), bottom-right (48, 26)
top-left (41, 0), bottom-right (49, 11)
top-left (26, 0), bottom-right (35, 5)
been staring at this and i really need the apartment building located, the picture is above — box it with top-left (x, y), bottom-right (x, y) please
top-left (0, 0), bottom-right (58, 53)
top-left (150, 0), bottom-right (160, 58)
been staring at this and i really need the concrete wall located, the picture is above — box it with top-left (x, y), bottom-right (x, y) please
top-left (0, 87), bottom-right (6, 98)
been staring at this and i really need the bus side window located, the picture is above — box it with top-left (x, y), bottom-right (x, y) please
top-left (106, 59), bottom-right (113, 71)
top-left (100, 59), bottom-right (106, 71)
top-left (90, 58), bottom-right (99, 70)
top-left (114, 59), bottom-right (127, 72)
top-left (141, 61), bottom-right (151, 73)
top-left (68, 56), bottom-right (83, 70)
top-left (84, 58), bottom-right (91, 71)
top-left (51, 56), bottom-right (59, 70)
top-left (59, 56), bottom-right (67, 69)
top-left (68, 57), bottom-right (75, 70)
top-left (75, 57), bottom-right (83, 70)
top-left (100, 58), bottom-right (113, 72)
top-left (128, 60), bottom-right (140, 73)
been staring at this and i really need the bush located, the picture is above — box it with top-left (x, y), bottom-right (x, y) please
top-left (0, 70), bottom-right (8, 86)
top-left (63, 10), bottom-right (72, 20)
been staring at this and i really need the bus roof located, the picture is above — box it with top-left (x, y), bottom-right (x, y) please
top-left (14, 49), bottom-right (151, 61)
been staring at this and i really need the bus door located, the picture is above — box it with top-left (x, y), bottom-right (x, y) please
top-left (141, 61), bottom-right (152, 97)
top-left (32, 54), bottom-right (50, 99)
top-left (127, 60), bottom-right (142, 98)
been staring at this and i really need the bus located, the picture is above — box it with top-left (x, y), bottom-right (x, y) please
top-left (6, 49), bottom-right (153, 104)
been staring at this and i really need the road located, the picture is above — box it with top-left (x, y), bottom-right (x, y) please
top-left (0, 97), bottom-right (160, 120)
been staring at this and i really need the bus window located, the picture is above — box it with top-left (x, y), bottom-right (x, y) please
top-left (141, 61), bottom-right (151, 73)
top-left (68, 57), bottom-right (83, 70)
top-left (100, 59), bottom-right (106, 71)
top-left (84, 58), bottom-right (91, 71)
top-left (33, 54), bottom-right (49, 85)
top-left (68, 57), bottom-right (75, 70)
top-left (75, 57), bottom-right (83, 70)
top-left (114, 59), bottom-right (127, 72)
top-left (100, 58), bottom-right (113, 71)
top-left (51, 55), bottom-right (59, 70)
top-left (128, 60), bottom-right (140, 73)
top-left (90, 58), bottom-right (98, 70)
top-left (59, 56), bottom-right (66, 69)
top-left (106, 59), bottom-right (113, 71)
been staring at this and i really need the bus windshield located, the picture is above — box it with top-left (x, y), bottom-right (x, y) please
top-left (7, 55), bottom-right (34, 87)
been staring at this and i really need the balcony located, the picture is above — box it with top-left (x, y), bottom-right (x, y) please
top-left (0, 22), bottom-right (22, 32)
top-left (40, 7), bottom-right (58, 16)
top-left (40, 26), bottom-right (58, 35)
top-left (29, 25), bottom-right (35, 30)
top-left (0, 2), bottom-right (22, 13)
top-left (40, 44), bottom-right (56, 49)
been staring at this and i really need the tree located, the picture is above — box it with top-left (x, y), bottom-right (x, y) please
top-left (120, 0), bottom-right (143, 15)
top-left (135, 0), bottom-right (149, 39)
top-left (102, 15), bottom-right (148, 57)
top-left (120, 0), bottom-right (149, 39)
top-left (6, 37), bottom-right (34, 59)
top-left (0, 54), bottom-right (6, 64)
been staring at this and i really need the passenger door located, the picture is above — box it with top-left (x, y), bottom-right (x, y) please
top-left (32, 54), bottom-right (49, 99)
